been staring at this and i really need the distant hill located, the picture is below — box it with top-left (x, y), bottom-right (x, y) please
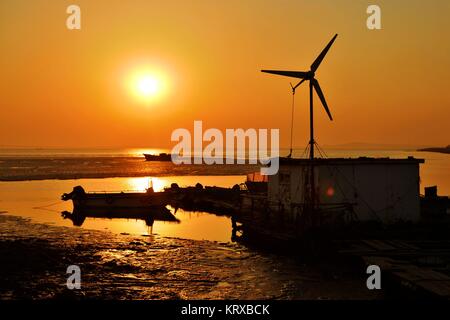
top-left (417, 145), bottom-right (450, 154)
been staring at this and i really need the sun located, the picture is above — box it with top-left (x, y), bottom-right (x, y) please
top-left (136, 75), bottom-right (159, 97)
top-left (126, 68), bottom-right (168, 103)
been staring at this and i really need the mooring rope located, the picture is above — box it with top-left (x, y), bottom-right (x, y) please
top-left (32, 201), bottom-right (62, 212)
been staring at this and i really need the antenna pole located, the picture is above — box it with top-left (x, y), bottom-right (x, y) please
top-left (309, 80), bottom-right (316, 221)
top-left (309, 81), bottom-right (314, 160)
top-left (289, 88), bottom-right (295, 158)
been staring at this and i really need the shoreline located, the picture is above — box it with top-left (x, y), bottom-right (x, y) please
top-left (417, 149), bottom-right (450, 155)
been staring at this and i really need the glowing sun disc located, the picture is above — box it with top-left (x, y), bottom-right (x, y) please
top-left (126, 69), bottom-right (167, 103)
top-left (137, 76), bottom-right (159, 97)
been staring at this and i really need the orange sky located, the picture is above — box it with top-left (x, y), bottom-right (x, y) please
top-left (0, 0), bottom-right (449, 148)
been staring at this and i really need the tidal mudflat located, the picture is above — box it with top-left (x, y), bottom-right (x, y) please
top-left (0, 214), bottom-right (377, 300)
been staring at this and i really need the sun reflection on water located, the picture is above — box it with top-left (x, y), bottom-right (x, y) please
top-left (126, 148), bottom-right (170, 158)
top-left (126, 177), bottom-right (169, 192)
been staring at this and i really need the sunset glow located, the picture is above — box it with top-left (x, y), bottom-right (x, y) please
top-left (137, 75), bottom-right (159, 97)
top-left (127, 69), bottom-right (167, 103)
top-left (127, 177), bottom-right (167, 192)
top-left (1, 0), bottom-right (450, 304)
top-left (0, 1), bottom-right (448, 148)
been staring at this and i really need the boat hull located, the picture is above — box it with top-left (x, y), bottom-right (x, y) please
top-left (61, 206), bottom-right (179, 227)
top-left (62, 186), bottom-right (168, 210)
top-left (143, 153), bottom-right (172, 161)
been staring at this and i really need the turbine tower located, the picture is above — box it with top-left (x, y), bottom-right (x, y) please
top-left (261, 34), bottom-right (338, 222)
top-left (261, 34), bottom-right (337, 161)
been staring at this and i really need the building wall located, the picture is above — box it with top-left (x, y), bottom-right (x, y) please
top-left (268, 162), bottom-right (421, 223)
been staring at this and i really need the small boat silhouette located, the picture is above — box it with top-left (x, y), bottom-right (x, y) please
top-left (143, 153), bottom-right (172, 161)
top-left (61, 206), bottom-right (179, 227)
top-left (61, 186), bottom-right (168, 210)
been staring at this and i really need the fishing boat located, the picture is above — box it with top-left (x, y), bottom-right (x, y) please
top-left (61, 206), bottom-right (180, 227)
top-left (61, 186), bottom-right (168, 210)
top-left (143, 153), bottom-right (204, 163)
top-left (143, 153), bottom-right (172, 161)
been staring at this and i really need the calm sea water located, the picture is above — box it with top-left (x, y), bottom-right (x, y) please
top-left (0, 147), bottom-right (448, 242)
top-left (0, 176), bottom-right (244, 242)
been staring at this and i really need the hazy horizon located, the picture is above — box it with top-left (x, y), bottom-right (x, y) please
top-left (0, 142), bottom-right (443, 151)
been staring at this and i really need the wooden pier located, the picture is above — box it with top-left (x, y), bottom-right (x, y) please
top-left (338, 239), bottom-right (450, 299)
top-left (163, 182), bottom-right (450, 298)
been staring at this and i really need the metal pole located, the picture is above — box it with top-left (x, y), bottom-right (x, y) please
top-left (309, 81), bottom-right (316, 223)
top-left (289, 91), bottom-right (295, 157)
top-left (309, 81), bottom-right (314, 160)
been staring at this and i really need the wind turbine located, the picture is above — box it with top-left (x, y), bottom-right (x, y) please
top-left (262, 34), bottom-right (337, 161)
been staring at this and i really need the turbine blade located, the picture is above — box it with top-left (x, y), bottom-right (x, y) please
top-left (312, 79), bottom-right (333, 121)
top-left (261, 70), bottom-right (309, 79)
top-left (292, 79), bottom-right (306, 91)
top-left (310, 34), bottom-right (338, 72)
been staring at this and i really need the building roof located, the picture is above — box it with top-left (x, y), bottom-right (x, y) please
top-left (279, 156), bottom-right (425, 166)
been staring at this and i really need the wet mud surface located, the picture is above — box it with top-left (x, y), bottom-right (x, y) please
top-left (0, 214), bottom-right (379, 300)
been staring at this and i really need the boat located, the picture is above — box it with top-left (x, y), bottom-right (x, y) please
top-left (143, 153), bottom-right (233, 163)
top-left (61, 186), bottom-right (168, 210)
top-left (143, 153), bottom-right (172, 161)
top-left (61, 206), bottom-right (179, 227)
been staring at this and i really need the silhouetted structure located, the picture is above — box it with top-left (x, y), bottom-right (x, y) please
top-left (262, 34), bottom-right (338, 226)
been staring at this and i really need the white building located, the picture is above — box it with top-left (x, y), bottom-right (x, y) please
top-left (268, 157), bottom-right (424, 224)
